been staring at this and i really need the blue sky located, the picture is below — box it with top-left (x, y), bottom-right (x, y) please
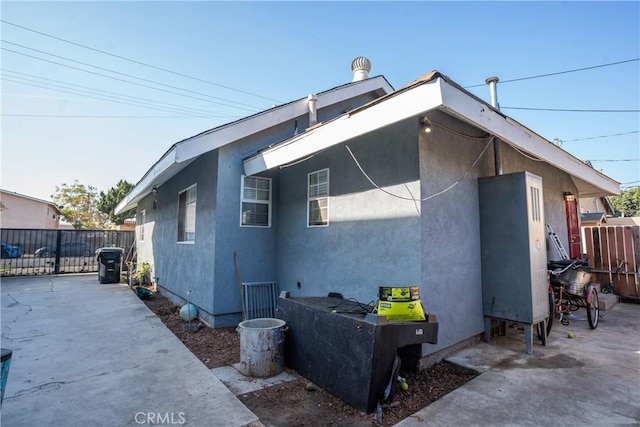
top-left (1, 1), bottom-right (639, 202)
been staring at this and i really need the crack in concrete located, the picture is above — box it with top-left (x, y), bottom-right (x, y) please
top-left (2, 294), bottom-right (33, 332)
top-left (5, 371), bottom-right (111, 400)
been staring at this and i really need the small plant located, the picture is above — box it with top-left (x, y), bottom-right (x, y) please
top-left (130, 260), bottom-right (151, 285)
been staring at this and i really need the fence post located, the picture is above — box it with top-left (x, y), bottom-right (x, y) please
top-left (54, 230), bottom-right (62, 274)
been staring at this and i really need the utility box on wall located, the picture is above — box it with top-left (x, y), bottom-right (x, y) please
top-left (478, 171), bottom-right (549, 354)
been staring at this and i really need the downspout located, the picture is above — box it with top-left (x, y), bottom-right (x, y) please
top-left (308, 94), bottom-right (318, 127)
top-left (485, 76), bottom-right (503, 176)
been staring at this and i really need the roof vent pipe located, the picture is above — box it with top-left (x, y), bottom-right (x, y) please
top-left (485, 76), bottom-right (500, 111)
top-left (351, 57), bottom-right (371, 82)
top-left (308, 94), bottom-right (318, 126)
top-left (485, 76), bottom-right (503, 175)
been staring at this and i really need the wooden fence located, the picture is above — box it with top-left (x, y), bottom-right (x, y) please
top-left (582, 225), bottom-right (640, 299)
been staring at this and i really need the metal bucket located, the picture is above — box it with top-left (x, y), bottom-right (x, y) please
top-left (237, 318), bottom-right (286, 378)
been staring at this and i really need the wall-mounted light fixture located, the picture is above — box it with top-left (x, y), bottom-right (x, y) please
top-left (420, 116), bottom-right (433, 134)
top-left (152, 185), bottom-right (158, 209)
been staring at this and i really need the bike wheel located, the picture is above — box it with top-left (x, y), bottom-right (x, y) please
top-left (587, 288), bottom-right (599, 329)
top-left (537, 288), bottom-right (555, 340)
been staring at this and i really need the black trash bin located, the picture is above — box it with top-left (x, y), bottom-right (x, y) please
top-left (96, 247), bottom-right (124, 284)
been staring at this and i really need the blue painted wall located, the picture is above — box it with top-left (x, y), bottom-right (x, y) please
top-left (418, 110), bottom-right (578, 357)
top-left (276, 119), bottom-right (422, 304)
top-left (141, 91), bottom-right (383, 326)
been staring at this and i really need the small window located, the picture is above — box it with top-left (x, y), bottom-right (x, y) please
top-left (308, 169), bottom-right (329, 227)
top-left (138, 210), bottom-right (145, 241)
top-left (241, 176), bottom-right (271, 227)
top-left (178, 185), bottom-right (197, 242)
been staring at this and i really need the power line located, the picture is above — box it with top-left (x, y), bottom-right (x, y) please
top-left (2, 47), bottom-right (262, 113)
top-left (502, 106), bottom-right (639, 113)
top-left (2, 41), bottom-right (263, 112)
top-left (1, 114), bottom-right (212, 119)
top-left (0, 19), bottom-right (284, 104)
top-left (465, 58), bottom-right (640, 88)
top-left (585, 159), bottom-right (640, 162)
top-left (2, 76), bottom-right (227, 118)
top-left (2, 69), bottom-right (240, 118)
top-left (558, 130), bottom-right (639, 143)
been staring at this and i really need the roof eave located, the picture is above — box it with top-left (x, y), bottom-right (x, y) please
top-left (244, 77), bottom-right (620, 198)
top-left (243, 78), bottom-right (445, 176)
top-left (114, 76), bottom-right (394, 214)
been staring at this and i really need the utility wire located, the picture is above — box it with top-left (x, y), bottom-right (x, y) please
top-left (502, 106), bottom-right (639, 113)
top-left (1, 19), bottom-right (283, 104)
top-left (464, 58), bottom-right (640, 88)
top-left (2, 76), bottom-right (228, 118)
top-left (585, 159), bottom-right (640, 162)
top-left (345, 136), bottom-right (494, 203)
top-left (558, 130), bottom-right (639, 143)
top-left (1, 114), bottom-right (212, 119)
top-left (2, 47), bottom-right (262, 112)
top-left (2, 41), bottom-right (263, 112)
top-left (2, 69), bottom-right (240, 118)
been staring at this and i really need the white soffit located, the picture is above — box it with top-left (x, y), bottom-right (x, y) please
top-left (243, 79), bottom-right (445, 176)
top-left (115, 77), bottom-right (393, 214)
top-left (438, 80), bottom-right (620, 196)
top-left (177, 76), bottom-right (392, 163)
top-left (245, 76), bottom-right (618, 197)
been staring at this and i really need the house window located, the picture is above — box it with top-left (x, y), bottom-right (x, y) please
top-left (178, 185), bottom-right (197, 242)
top-left (241, 176), bottom-right (271, 227)
top-left (308, 169), bottom-right (329, 227)
top-left (138, 210), bottom-right (145, 241)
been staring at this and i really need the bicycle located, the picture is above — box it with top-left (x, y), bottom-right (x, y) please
top-left (537, 259), bottom-right (599, 340)
top-left (601, 259), bottom-right (627, 294)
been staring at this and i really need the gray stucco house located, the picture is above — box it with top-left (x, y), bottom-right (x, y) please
top-left (116, 58), bottom-right (619, 360)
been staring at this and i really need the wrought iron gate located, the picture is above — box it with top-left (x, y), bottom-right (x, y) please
top-left (0, 228), bottom-right (135, 277)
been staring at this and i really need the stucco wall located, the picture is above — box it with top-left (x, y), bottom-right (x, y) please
top-left (140, 90), bottom-right (386, 326)
top-left (419, 111), bottom-right (494, 356)
top-left (277, 119), bottom-right (422, 303)
top-left (137, 151), bottom-right (219, 320)
top-left (418, 111), bottom-right (580, 357)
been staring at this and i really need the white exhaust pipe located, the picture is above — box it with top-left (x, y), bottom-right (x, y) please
top-left (308, 94), bottom-right (318, 126)
top-left (485, 76), bottom-right (503, 175)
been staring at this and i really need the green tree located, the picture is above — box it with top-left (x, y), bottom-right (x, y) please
top-left (52, 180), bottom-right (110, 229)
top-left (610, 187), bottom-right (640, 217)
top-left (97, 179), bottom-right (136, 225)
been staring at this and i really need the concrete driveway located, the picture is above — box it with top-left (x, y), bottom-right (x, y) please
top-left (3, 274), bottom-right (639, 427)
top-left (397, 300), bottom-right (640, 426)
top-left (1, 274), bottom-right (259, 427)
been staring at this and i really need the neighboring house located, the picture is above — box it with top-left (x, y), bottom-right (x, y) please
top-left (579, 161), bottom-right (616, 217)
top-left (0, 189), bottom-right (62, 229)
top-left (580, 212), bottom-right (607, 227)
top-left (579, 195), bottom-right (615, 217)
top-left (116, 58), bottom-right (619, 361)
top-left (116, 218), bottom-right (136, 231)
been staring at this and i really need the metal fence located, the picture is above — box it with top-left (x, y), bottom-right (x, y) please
top-left (0, 228), bottom-right (135, 277)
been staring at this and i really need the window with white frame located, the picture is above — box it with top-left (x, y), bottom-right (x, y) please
top-left (177, 185), bottom-right (197, 242)
top-left (308, 169), bottom-right (329, 227)
top-left (138, 210), bottom-right (145, 241)
top-left (241, 176), bottom-right (271, 227)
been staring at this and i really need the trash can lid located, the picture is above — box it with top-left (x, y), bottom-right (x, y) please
top-left (96, 247), bottom-right (124, 253)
